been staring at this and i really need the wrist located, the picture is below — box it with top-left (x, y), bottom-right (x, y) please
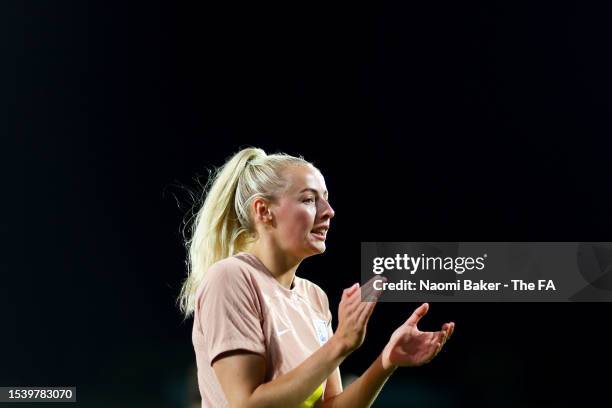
top-left (381, 344), bottom-right (399, 371)
top-left (327, 334), bottom-right (351, 360)
top-left (381, 358), bottom-right (398, 372)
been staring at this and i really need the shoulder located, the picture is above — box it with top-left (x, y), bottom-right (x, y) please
top-left (203, 255), bottom-right (259, 293)
top-left (197, 255), bottom-right (264, 314)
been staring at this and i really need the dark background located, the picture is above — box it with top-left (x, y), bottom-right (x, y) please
top-left (5, 1), bottom-right (612, 407)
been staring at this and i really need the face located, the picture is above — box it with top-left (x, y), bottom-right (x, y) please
top-left (268, 165), bottom-right (335, 259)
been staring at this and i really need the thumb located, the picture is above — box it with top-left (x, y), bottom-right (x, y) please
top-left (406, 302), bottom-right (429, 326)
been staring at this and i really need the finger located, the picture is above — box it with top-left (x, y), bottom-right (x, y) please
top-left (342, 283), bottom-right (359, 301)
top-left (357, 275), bottom-right (384, 297)
top-left (436, 341), bottom-right (443, 356)
top-left (432, 331), bottom-right (445, 353)
top-left (346, 286), bottom-right (364, 308)
top-left (357, 299), bottom-right (377, 326)
top-left (348, 279), bottom-right (373, 305)
top-left (443, 323), bottom-right (451, 338)
top-left (426, 341), bottom-right (442, 363)
top-left (406, 303), bottom-right (429, 326)
top-left (346, 276), bottom-right (387, 306)
top-left (442, 322), bottom-right (452, 341)
top-left (440, 323), bottom-right (453, 343)
top-left (360, 280), bottom-right (382, 302)
top-left (347, 277), bottom-right (385, 315)
top-left (440, 330), bottom-right (448, 348)
top-left (427, 330), bottom-right (444, 351)
top-left (350, 284), bottom-right (382, 322)
top-left (365, 276), bottom-right (386, 301)
top-left (351, 280), bottom-right (379, 306)
top-left (341, 285), bottom-right (360, 313)
top-left (439, 324), bottom-right (447, 341)
top-left (350, 299), bottom-right (368, 321)
top-left (449, 322), bottom-right (455, 339)
top-left (438, 329), bottom-right (448, 348)
top-left (361, 283), bottom-right (385, 313)
top-left (346, 289), bottom-right (369, 318)
top-left (363, 275), bottom-right (381, 289)
top-left (359, 282), bottom-right (374, 301)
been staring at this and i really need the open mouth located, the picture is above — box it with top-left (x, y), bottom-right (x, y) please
top-left (310, 227), bottom-right (328, 240)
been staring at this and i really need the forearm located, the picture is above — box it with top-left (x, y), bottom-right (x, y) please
top-left (245, 337), bottom-right (348, 408)
top-left (322, 353), bottom-right (397, 408)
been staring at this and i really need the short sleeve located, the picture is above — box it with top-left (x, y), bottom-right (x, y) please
top-left (198, 264), bottom-right (266, 365)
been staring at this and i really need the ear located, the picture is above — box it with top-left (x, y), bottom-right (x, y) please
top-left (252, 197), bottom-right (274, 224)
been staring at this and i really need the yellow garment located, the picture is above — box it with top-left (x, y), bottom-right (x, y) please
top-left (299, 383), bottom-right (324, 408)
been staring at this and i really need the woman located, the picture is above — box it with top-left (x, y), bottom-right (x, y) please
top-left (178, 147), bottom-right (455, 407)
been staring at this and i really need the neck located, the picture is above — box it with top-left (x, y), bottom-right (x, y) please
top-left (245, 239), bottom-right (302, 290)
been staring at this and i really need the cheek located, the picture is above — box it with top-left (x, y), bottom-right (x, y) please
top-left (277, 206), bottom-right (315, 238)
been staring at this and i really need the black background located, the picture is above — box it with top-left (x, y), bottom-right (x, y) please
top-left (5, 1), bottom-right (612, 407)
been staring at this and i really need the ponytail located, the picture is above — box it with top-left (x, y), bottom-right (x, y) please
top-left (177, 147), bottom-right (312, 318)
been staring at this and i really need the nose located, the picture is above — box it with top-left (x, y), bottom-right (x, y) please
top-left (319, 199), bottom-right (335, 220)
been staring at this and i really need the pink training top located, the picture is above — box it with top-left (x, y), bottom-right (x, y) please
top-left (192, 252), bottom-right (339, 408)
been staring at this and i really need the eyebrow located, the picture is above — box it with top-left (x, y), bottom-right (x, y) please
top-left (299, 188), bottom-right (328, 199)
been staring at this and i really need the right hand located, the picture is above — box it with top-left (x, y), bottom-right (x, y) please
top-left (332, 276), bottom-right (386, 356)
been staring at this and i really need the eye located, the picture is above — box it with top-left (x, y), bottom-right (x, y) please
top-left (302, 197), bottom-right (315, 204)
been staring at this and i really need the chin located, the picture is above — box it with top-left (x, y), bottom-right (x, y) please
top-left (294, 237), bottom-right (327, 258)
top-left (309, 242), bottom-right (326, 255)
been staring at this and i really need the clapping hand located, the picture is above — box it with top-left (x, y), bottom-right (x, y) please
top-left (381, 303), bottom-right (454, 369)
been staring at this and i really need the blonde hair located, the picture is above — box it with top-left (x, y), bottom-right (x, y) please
top-left (177, 147), bottom-right (313, 318)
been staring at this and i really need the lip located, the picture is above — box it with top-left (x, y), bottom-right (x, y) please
top-left (310, 231), bottom-right (327, 241)
top-left (310, 224), bottom-right (329, 241)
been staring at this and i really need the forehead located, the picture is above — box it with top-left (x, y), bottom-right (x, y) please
top-left (282, 165), bottom-right (327, 194)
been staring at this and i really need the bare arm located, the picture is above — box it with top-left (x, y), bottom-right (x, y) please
top-left (213, 336), bottom-right (348, 408)
top-left (322, 353), bottom-right (396, 408)
top-left (323, 303), bottom-right (455, 408)
top-left (212, 280), bottom-right (381, 408)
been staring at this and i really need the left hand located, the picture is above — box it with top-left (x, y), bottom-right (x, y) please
top-left (381, 303), bottom-right (454, 369)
